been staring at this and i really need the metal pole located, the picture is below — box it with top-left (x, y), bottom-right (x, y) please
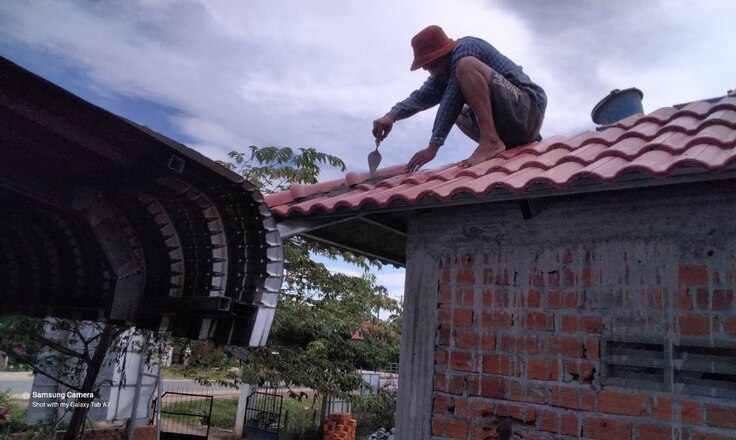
top-left (155, 363), bottom-right (162, 440)
top-left (126, 335), bottom-right (145, 440)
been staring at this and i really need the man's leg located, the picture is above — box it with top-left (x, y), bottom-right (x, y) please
top-left (455, 105), bottom-right (480, 142)
top-left (455, 56), bottom-right (505, 167)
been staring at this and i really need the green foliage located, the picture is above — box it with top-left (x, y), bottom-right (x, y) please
top-left (163, 339), bottom-right (240, 387)
top-left (281, 396), bottom-right (321, 440)
top-left (221, 146), bottom-right (346, 193)
top-left (352, 385), bottom-right (397, 436)
top-left (1, 388), bottom-right (27, 433)
top-left (162, 397), bottom-right (238, 429)
top-left (219, 145), bottom-right (402, 398)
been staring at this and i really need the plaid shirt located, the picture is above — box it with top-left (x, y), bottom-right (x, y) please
top-left (389, 36), bottom-right (547, 146)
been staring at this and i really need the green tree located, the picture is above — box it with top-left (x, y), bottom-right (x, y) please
top-left (219, 146), bottom-right (401, 398)
top-left (0, 316), bottom-right (163, 439)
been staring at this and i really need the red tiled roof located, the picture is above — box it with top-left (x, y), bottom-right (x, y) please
top-left (267, 95), bottom-right (736, 217)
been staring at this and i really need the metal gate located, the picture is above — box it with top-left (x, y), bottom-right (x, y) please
top-left (243, 390), bottom-right (283, 439)
top-left (158, 391), bottom-right (214, 440)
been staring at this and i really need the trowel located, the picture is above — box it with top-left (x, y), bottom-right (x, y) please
top-left (368, 138), bottom-right (382, 175)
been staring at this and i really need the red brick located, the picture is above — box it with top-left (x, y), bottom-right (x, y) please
top-left (438, 306), bottom-right (452, 325)
top-left (561, 314), bottom-right (578, 332)
top-left (563, 291), bottom-right (585, 308)
top-left (531, 271), bottom-right (546, 287)
top-left (456, 330), bottom-right (475, 349)
top-left (581, 267), bottom-right (601, 286)
top-left (652, 396), bottom-right (672, 421)
top-left (483, 288), bottom-right (509, 307)
top-left (548, 271), bottom-right (561, 287)
top-left (539, 409), bottom-right (579, 437)
top-left (436, 349), bottom-right (447, 365)
top-left (549, 291), bottom-right (562, 309)
top-left (726, 316), bottom-right (736, 336)
top-left (598, 390), bottom-right (648, 416)
top-left (453, 399), bottom-right (471, 418)
top-left (496, 268), bottom-right (511, 286)
top-left (526, 289), bottom-right (542, 307)
top-left (507, 380), bottom-right (547, 404)
top-left (436, 373), bottom-right (466, 395)
top-left (482, 267), bottom-right (494, 284)
top-left (527, 358), bottom-right (560, 381)
top-left (696, 287), bottom-right (710, 309)
top-left (679, 287), bottom-right (694, 310)
top-left (499, 334), bottom-right (538, 354)
top-left (527, 312), bottom-right (554, 331)
top-left (563, 269), bottom-right (575, 286)
top-left (679, 264), bottom-right (709, 284)
top-left (480, 310), bottom-right (512, 329)
top-left (634, 424), bottom-right (672, 440)
top-left (434, 394), bottom-right (455, 414)
top-left (453, 308), bottom-right (474, 326)
top-left (546, 336), bottom-right (584, 358)
top-left (564, 361), bottom-right (596, 383)
top-left (457, 267), bottom-right (474, 285)
top-left (432, 416), bottom-right (469, 439)
top-left (550, 385), bottom-right (596, 411)
top-left (468, 398), bottom-right (495, 419)
top-left (450, 351), bottom-right (474, 372)
top-left (494, 402), bottom-right (537, 423)
top-left (482, 354), bottom-right (514, 376)
top-left (479, 331), bottom-right (496, 350)
top-left (580, 315), bottom-right (603, 333)
top-left (468, 376), bottom-right (506, 399)
top-left (681, 400), bottom-right (704, 424)
top-left (584, 337), bottom-right (600, 360)
top-left (712, 289), bottom-right (734, 310)
top-left (685, 428), bottom-right (735, 440)
top-left (679, 314), bottom-right (711, 336)
top-left (439, 286), bottom-right (452, 304)
top-left (435, 372), bottom-right (447, 392)
top-left (438, 325), bottom-right (451, 346)
top-left (441, 262), bottom-right (451, 284)
top-left (583, 416), bottom-right (632, 440)
top-left (706, 404), bottom-right (736, 429)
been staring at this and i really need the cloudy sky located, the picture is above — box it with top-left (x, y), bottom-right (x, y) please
top-left (2, 0), bottom-right (735, 301)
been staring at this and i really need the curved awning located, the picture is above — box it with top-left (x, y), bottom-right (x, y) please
top-left (0, 57), bottom-right (283, 346)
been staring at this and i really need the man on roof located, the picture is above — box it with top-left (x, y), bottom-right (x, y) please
top-left (373, 25), bottom-right (547, 173)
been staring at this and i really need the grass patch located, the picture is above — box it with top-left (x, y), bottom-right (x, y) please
top-left (162, 397), bottom-right (238, 429)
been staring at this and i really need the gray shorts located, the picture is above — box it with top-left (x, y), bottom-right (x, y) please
top-left (457, 71), bottom-right (544, 147)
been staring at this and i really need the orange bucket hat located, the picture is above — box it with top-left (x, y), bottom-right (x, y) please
top-left (410, 25), bottom-right (456, 71)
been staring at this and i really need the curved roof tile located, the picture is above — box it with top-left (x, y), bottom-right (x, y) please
top-left (268, 94), bottom-right (736, 217)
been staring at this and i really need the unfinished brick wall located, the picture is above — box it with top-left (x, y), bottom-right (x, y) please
top-left (410, 185), bottom-right (736, 440)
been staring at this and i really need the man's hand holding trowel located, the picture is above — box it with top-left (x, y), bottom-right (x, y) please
top-left (370, 113), bottom-right (395, 175)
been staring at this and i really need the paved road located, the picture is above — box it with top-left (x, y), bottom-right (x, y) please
top-left (0, 372), bottom-right (239, 399)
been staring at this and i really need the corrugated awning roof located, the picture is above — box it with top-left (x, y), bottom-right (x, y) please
top-left (0, 56), bottom-right (283, 346)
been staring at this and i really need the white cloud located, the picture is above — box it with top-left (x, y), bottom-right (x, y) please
top-left (1, 0), bottom-right (734, 170)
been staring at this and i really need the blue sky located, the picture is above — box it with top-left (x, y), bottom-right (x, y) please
top-left (2, 0), bottom-right (735, 303)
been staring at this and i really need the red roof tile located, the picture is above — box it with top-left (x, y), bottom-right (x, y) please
top-left (266, 95), bottom-right (736, 218)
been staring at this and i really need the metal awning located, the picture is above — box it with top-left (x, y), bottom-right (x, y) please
top-left (0, 56), bottom-right (283, 346)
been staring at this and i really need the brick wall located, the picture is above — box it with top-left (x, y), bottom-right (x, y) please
top-left (404, 183), bottom-right (736, 440)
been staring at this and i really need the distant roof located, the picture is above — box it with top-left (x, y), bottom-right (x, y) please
top-left (267, 93), bottom-right (736, 266)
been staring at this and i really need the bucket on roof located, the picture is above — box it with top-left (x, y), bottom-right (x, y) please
top-left (591, 87), bottom-right (644, 125)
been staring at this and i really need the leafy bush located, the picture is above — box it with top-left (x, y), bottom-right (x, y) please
top-left (281, 396), bottom-right (321, 440)
top-left (352, 386), bottom-right (397, 436)
top-left (1, 388), bottom-right (27, 433)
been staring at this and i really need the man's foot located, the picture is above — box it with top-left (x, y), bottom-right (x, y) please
top-left (458, 140), bottom-right (506, 167)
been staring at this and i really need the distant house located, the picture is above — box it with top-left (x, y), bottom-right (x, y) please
top-left (267, 91), bottom-right (736, 439)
